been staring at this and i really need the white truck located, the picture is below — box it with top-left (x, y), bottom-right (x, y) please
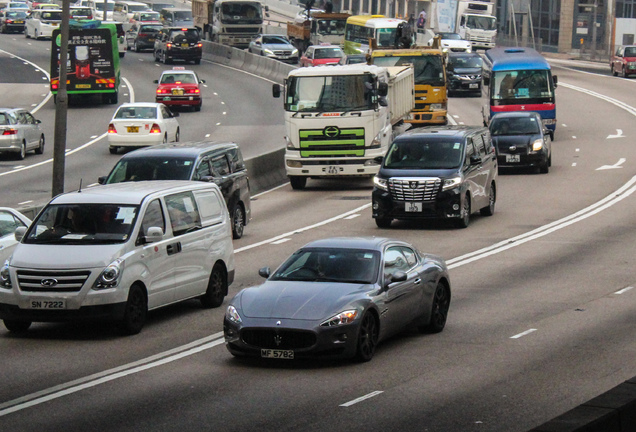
top-left (455, 0), bottom-right (497, 49)
top-left (192, 0), bottom-right (268, 48)
top-left (272, 65), bottom-right (415, 190)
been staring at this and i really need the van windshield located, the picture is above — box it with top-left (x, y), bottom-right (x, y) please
top-left (24, 204), bottom-right (139, 245)
top-left (384, 140), bottom-right (463, 169)
top-left (105, 157), bottom-right (195, 183)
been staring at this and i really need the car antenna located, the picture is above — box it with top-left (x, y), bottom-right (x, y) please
top-left (78, 179), bottom-right (83, 193)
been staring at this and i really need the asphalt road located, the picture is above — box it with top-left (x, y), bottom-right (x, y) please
top-left (0, 32), bottom-right (635, 432)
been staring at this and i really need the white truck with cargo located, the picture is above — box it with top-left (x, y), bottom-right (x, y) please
top-left (192, 0), bottom-right (268, 48)
top-left (455, 0), bottom-right (497, 49)
top-left (272, 65), bottom-right (415, 190)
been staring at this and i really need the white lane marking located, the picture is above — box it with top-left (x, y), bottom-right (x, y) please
top-left (446, 175), bottom-right (636, 268)
top-left (205, 133), bottom-right (211, 138)
top-left (562, 123), bottom-right (567, 127)
top-left (510, 329), bottom-right (537, 339)
top-left (250, 182), bottom-right (288, 198)
top-left (607, 129), bottom-right (624, 139)
top-left (572, 163), bottom-right (577, 167)
top-left (0, 333), bottom-right (225, 417)
top-left (560, 82), bottom-right (636, 116)
top-left (12, 165), bottom-right (25, 170)
top-left (614, 286), bottom-right (633, 295)
top-left (271, 238), bottom-right (291, 244)
top-left (234, 204), bottom-right (371, 254)
top-left (122, 76), bottom-right (134, 103)
top-left (0, 48), bottom-right (52, 114)
top-left (340, 391), bottom-right (384, 407)
top-left (18, 200), bottom-right (32, 205)
top-left (597, 158), bottom-right (626, 170)
top-left (344, 214), bottom-right (360, 220)
top-left (572, 136), bottom-right (577, 139)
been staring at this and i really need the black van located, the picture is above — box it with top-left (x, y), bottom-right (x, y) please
top-left (372, 126), bottom-right (498, 228)
top-left (99, 141), bottom-right (251, 239)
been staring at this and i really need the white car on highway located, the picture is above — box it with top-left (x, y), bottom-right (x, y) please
top-left (0, 207), bottom-right (31, 265)
top-left (24, 9), bottom-right (62, 39)
top-left (107, 102), bottom-right (180, 154)
top-left (435, 32), bottom-right (472, 53)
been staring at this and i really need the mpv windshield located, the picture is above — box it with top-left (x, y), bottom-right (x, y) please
top-left (384, 139), bottom-right (464, 169)
top-left (24, 204), bottom-right (139, 244)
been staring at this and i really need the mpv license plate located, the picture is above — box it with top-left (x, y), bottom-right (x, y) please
top-left (405, 202), bottom-right (423, 212)
top-left (506, 154), bottom-right (520, 163)
top-left (469, 83), bottom-right (478, 89)
top-left (28, 299), bottom-right (66, 309)
top-left (261, 349), bottom-right (294, 359)
top-left (127, 126), bottom-right (139, 133)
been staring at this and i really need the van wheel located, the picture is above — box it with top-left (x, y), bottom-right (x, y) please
top-left (109, 146), bottom-right (118, 154)
top-left (4, 319), bottom-right (32, 333)
top-left (289, 176), bottom-right (306, 190)
top-left (119, 285), bottom-right (147, 335)
top-left (456, 194), bottom-right (471, 228)
top-left (200, 264), bottom-right (227, 308)
top-left (231, 203), bottom-right (245, 239)
top-left (480, 183), bottom-right (496, 216)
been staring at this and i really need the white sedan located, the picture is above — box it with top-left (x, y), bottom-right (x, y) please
top-left (0, 207), bottom-right (31, 264)
top-left (435, 32), bottom-right (472, 53)
top-left (24, 9), bottom-right (62, 39)
top-left (107, 102), bottom-right (180, 154)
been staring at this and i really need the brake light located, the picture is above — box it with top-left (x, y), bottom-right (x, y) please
top-left (196, 43), bottom-right (202, 48)
top-left (107, 124), bottom-right (117, 133)
top-left (149, 124), bottom-right (161, 134)
top-left (107, 83), bottom-right (115, 88)
top-left (2, 129), bottom-right (17, 135)
top-left (6, 19), bottom-right (12, 23)
top-left (139, 33), bottom-right (147, 37)
top-left (156, 88), bottom-right (168, 94)
top-left (186, 88), bottom-right (200, 94)
top-left (166, 43), bottom-right (172, 49)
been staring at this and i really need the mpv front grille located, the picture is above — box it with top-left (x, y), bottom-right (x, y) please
top-left (388, 178), bottom-right (441, 201)
top-left (241, 329), bottom-right (317, 350)
top-left (17, 269), bottom-right (91, 292)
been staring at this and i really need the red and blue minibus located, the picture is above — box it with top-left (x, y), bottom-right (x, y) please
top-left (482, 47), bottom-right (557, 138)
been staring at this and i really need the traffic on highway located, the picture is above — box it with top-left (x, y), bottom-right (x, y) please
top-left (0, 0), bottom-right (635, 431)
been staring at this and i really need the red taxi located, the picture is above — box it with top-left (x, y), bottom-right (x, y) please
top-left (611, 45), bottom-right (636, 78)
top-left (154, 67), bottom-right (205, 111)
top-left (300, 44), bottom-right (345, 67)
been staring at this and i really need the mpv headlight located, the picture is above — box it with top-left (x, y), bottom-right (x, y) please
top-left (442, 175), bottom-right (462, 191)
top-left (373, 176), bottom-right (388, 191)
top-left (532, 139), bottom-right (544, 151)
top-left (0, 260), bottom-right (11, 288)
top-left (93, 259), bottom-right (123, 290)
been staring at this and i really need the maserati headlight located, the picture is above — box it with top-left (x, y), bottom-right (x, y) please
top-left (93, 259), bottom-right (123, 290)
top-left (0, 260), bottom-right (11, 288)
top-left (373, 176), bottom-right (388, 191)
top-left (321, 310), bottom-right (358, 327)
top-left (442, 175), bottom-right (462, 191)
top-left (532, 139), bottom-right (544, 151)
top-left (226, 305), bottom-right (242, 323)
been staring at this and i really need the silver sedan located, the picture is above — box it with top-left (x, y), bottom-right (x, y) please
top-left (0, 108), bottom-right (45, 160)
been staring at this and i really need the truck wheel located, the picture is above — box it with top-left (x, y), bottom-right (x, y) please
top-left (289, 176), bottom-right (307, 190)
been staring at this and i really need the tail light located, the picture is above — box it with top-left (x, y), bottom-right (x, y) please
top-left (107, 124), bottom-right (117, 134)
top-left (186, 88), bottom-right (200, 94)
top-left (149, 124), bottom-right (161, 134)
top-left (139, 33), bottom-right (147, 37)
top-left (196, 43), bottom-right (202, 48)
top-left (51, 81), bottom-right (59, 90)
top-left (166, 43), bottom-right (172, 49)
top-left (6, 19), bottom-right (13, 23)
top-left (107, 83), bottom-right (115, 88)
top-left (2, 128), bottom-right (18, 136)
top-left (156, 88), bottom-right (169, 94)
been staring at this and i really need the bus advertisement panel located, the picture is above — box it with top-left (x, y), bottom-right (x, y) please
top-left (482, 47), bottom-right (557, 138)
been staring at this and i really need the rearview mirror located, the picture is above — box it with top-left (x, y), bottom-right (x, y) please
top-left (258, 267), bottom-right (271, 278)
top-left (14, 226), bottom-right (27, 242)
top-left (552, 75), bottom-right (558, 88)
top-left (378, 82), bottom-right (388, 97)
top-left (145, 226), bottom-right (163, 243)
top-left (98, 176), bottom-right (107, 185)
top-left (272, 83), bottom-right (281, 98)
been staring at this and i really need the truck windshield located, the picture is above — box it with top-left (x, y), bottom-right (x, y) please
top-left (373, 55), bottom-right (445, 86)
top-left (221, 2), bottom-right (263, 23)
top-left (384, 140), bottom-right (463, 170)
top-left (375, 28), bottom-right (398, 47)
top-left (24, 204), bottom-right (139, 245)
top-left (491, 70), bottom-right (553, 102)
top-left (286, 74), bottom-right (375, 112)
top-left (316, 18), bottom-right (346, 36)
top-left (466, 15), bottom-right (496, 30)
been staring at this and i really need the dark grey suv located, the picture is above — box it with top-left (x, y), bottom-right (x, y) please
top-left (372, 126), bottom-right (498, 229)
top-left (99, 141), bottom-right (251, 238)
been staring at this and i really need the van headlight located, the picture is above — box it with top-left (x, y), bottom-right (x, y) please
top-left (93, 259), bottom-right (124, 290)
top-left (531, 139), bottom-right (544, 151)
top-left (442, 176), bottom-right (462, 191)
top-left (374, 176), bottom-right (388, 191)
top-left (0, 260), bottom-right (11, 288)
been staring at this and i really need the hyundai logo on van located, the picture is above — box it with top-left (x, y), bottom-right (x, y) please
top-left (324, 126), bottom-right (340, 138)
top-left (41, 278), bottom-right (58, 287)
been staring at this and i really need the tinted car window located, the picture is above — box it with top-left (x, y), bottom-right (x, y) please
top-left (140, 24), bottom-right (162, 32)
top-left (139, 199), bottom-right (165, 239)
top-left (169, 28), bottom-right (199, 42)
top-left (384, 139), bottom-right (463, 169)
top-left (165, 191), bottom-right (201, 236)
top-left (491, 117), bottom-right (540, 135)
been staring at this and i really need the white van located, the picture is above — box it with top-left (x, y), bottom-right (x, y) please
top-left (112, 0), bottom-right (150, 23)
top-left (0, 181), bottom-right (235, 335)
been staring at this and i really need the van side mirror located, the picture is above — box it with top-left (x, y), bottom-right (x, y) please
top-left (145, 226), bottom-right (164, 243)
top-left (258, 267), bottom-right (271, 278)
top-left (272, 83), bottom-right (281, 98)
top-left (552, 75), bottom-right (558, 88)
top-left (14, 226), bottom-right (27, 242)
top-left (98, 176), bottom-right (107, 185)
top-left (470, 155), bottom-right (482, 165)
